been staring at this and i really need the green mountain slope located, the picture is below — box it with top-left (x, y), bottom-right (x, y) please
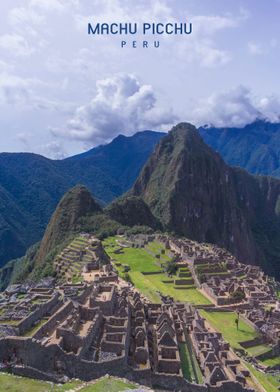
top-left (0, 184), bottom-right (158, 287)
top-left (132, 123), bottom-right (280, 278)
top-left (0, 131), bottom-right (164, 266)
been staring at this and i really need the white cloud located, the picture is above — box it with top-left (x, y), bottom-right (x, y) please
top-left (0, 34), bottom-right (34, 56)
top-left (30, 0), bottom-right (64, 11)
top-left (0, 73), bottom-right (33, 105)
top-left (16, 132), bottom-right (32, 148)
top-left (248, 39), bottom-right (278, 56)
top-left (51, 73), bottom-right (177, 144)
top-left (191, 86), bottom-right (280, 127)
top-left (9, 6), bottom-right (43, 27)
top-left (0, 71), bottom-right (71, 111)
top-left (41, 140), bottom-right (66, 159)
top-left (195, 40), bottom-right (231, 67)
top-left (191, 14), bottom-right (239, 35)
top-left (174, 11), bottom-right (246, 68)
top-left (16, 132), bottom-right (66, 159)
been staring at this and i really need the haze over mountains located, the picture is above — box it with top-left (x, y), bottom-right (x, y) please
top-left (1, 119), bottom-right (280, 277)
top-left (199, 120), bottom-right (280, 176)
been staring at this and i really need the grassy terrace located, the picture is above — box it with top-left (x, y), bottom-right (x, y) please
top-left (261, 355), bottom-right (280, 367)
top-left (0, 374), bottom-right (137, 392)
top-left (245, 363), bottom-right (280, 392)
top-left (200, 311), bottom-right (280, 392)
top-left (79, 377), bottom-right (137, 391)
top-left (23, 318), bottom-right (48, 337)
top-left (103, 236), bottom-right (211, 305)
top-left (129, 271), bottom-right (210, 305)
top-left (200, 311), bottom-right (259, 350)
top-left (0, 373), bottom-right (82, 392)
top-left (246, 344), bottom-right (272, 357)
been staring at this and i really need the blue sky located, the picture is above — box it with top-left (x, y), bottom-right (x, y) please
top-left (0, 0), bottom-right (279, 158)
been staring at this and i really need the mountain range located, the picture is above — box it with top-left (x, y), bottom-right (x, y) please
top-left (2, 121), bottom-right (280, 291)
top-left (0, 130), bottom-right (164, 266)
top-left (1, 119), bottom-right (280, 278)
top-left (199, 120), bottom-right (280, 176)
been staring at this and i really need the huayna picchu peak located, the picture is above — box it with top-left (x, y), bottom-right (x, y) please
top-left (131, 122), bottom-right (280, 278)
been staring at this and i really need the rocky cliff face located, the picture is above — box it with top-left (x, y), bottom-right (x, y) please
top-left (132, 123), bottom-right (280, 276)
top-left (35, 185), bottom-right (102, 265)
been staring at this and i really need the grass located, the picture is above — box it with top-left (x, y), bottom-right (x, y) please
top-left (23, 318), bottom-right (48, 337)
top-left (103, 237), bottom-right (162, 273)
top-left (179, 343), bottom-right (196, 382)
top-left (200, 312), bottom-right (280, 392)
top-left (79, 377), bottom-right (137, 391)
top-left (246, 344), bottom-right (272, 357)
top-left (0, 373), bottom-right (82, 392)
top-left (0, 320), bottom-right (19, 326)
top-left (0, 374), bottom-right (137, 392)
top-left (245, 363), bottom-right (280, 392)
top-left (103, 236), bottom-right (211, 305)
top-left (130, 271), bottom-right (210, 305)
top-left (200, 311), bottom-right (259, 350)
top-left (128, 271), bottom-right (161, 303)
top-left (261, 355), bottom-right (280, 367)
top-left (180, 337), bottom-right (204, 384)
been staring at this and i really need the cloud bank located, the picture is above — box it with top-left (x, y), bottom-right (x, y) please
top-left (191, 86), bottom-right (280, 127)
top-left (52, 73), bottom-right (177, 144)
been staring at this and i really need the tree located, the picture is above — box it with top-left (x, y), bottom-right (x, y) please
top-left (164, 258), bottom-right (177, 276)
top-left (231, 289), bottom-right (246, 302)
top-left (123, 272), bottom-right (132, 284)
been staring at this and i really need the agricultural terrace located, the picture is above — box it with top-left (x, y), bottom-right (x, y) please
top-left (103, 236), bottom-right (211, 305)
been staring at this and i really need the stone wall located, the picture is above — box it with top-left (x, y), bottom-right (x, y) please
top-left (239, 337), bottom-right (265, 349)
top-left (33, 300), bottom-right (73, 340)
top-left (17, 293), bottom-right (61, 335)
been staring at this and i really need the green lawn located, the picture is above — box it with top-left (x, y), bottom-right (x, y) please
top-left (179, 343), bottom-right (196, 382)
top-left (129, 271), bottom-right (210, 305)
top-left (246, 344), bottom-right (272, 357)
top-left (79, 377), bottom-right (137, 391)
top-left (199, 312), bottom-right (280, 392)
top-left (0, 373), bottom-right (82, 392)
top-left (245, 363), bottom-right (280, 392)
top-left (146, 240), bottom-right (166, 254)
top-left (103, 237), bottom-right (162, 273)
top-left (200, 311), bottom-right (259, 350)
top-left (103, 236), bottom-right (210, 305)
top-left (0, 374), bottom-right (137, 392)
top-left (180, 337), bottom-right (204, 384)
top-left (261, 355), bottom-right (280, 367)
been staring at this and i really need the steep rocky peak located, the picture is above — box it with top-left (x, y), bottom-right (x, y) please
top-left (35, 185), bottom-right (101, 264)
